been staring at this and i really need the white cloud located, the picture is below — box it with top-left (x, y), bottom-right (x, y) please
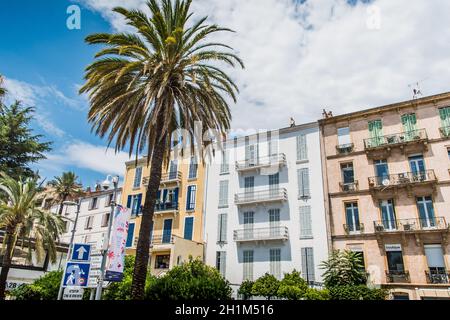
top-left (78, 0), bottom-right (450, 130)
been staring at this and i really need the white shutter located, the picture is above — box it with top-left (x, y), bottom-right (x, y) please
top-left (219, 181), bottom-right (229, 207)
top-left (297, 135), bottom-right (307, 161)
top-left (338, 127), bottom-right (351, 145)
top-left (220, 252), bottom-right (227, 277)
top-left (424, 245), bottom-right (445, 268)
top-left (301, 247), bottom-right (315, 284)
top-left (299, 206), bottom-right (312, 238)
top-left (298, 168), bottom-right (311, 198)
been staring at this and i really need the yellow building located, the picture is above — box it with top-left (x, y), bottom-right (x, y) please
top-left (122, 153), bottom-right (205, 276)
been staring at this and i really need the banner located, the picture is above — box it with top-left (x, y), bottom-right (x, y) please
top-left (105, 205), bottom-right (131, 282)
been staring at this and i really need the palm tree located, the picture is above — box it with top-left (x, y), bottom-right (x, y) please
top-left (320, 250), bottom-right (367, 288)
top-left (80, 0), bottom-right (243, 299)
top-left (48, 172), bottom-right (82, 215)
top-left (0, 173), bottom-right (65, 299)
top-left (0, 75), bottom-right (6, 101)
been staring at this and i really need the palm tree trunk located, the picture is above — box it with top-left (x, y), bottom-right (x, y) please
top-left (0, 230), bottom-right (16, 300)
top-left (58, 194), bottom-right (68, 215)
top-left (131, 134), bottom-right (166, 300)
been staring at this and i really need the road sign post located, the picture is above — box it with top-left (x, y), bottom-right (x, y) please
top-left (63, 287), bottom-right (84, 300)
top-left (63, 262), bottom-right (91, 288)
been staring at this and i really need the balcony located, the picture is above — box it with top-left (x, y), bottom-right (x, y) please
top-left (386, 270), bottom-right (410, 283)
top-left (235, 154), bottom-right (287, 173)
top-left (368, 170), bottom-right (437, 197)
top-left (374, 217), bottom-right (448, 233)
top-left (343, 223), bottom-right (365, 235)
top-left (234, 226), bottom-right (289, 243)
top-left (363, 129), bottom-right (428, 159)
top-left (142, 171), bottom-right (182, 187)
top-left (440, 126), bottom-right (450, 139)
top-left (336, 143), bottom-right (354, 155)
top-left (154, 202), bottom-right (179, 215)
top-left (235, 188), bottom-right (287, 206)
top-left (339, 181), bottom-right (359, 193)
top-left (425, 269), bottom-right (450, 284)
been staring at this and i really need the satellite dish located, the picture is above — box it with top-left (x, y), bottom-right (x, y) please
top-left (382, 179), bottom-right (391, 187)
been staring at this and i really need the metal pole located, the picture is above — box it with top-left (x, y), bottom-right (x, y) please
top-left (57, 199), bottom-right (81, 300)
top-left (95, 178), bottom-right (118, 300)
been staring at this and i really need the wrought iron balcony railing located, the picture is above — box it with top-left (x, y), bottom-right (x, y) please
top-left (364, 129), bottom-right (428, 150)
top-left (235, 154), bottom-right (286, 171)
top-left (142, 171), bottom-right (182, 186)
top-left (343, 223), bottom-right (364, 235)
top-left (375, 217), bottom-right (448, 232)
top-left (386, 270), bottom-right (410, 283)
top-left (233, 226), bottom-right (289, 242)
top-left (425, 269), bottom-right (450, 284)
top-left (154, 201), bottom-right (179, 212)
top-left (368, 170), bottom-right (436, 188)
top-left (235, 188), bottom-right (288, 205)
top-left (440, 126), bottom-right (450, 139)
top-left (150, 235), bottom-right (175, 246)
top-left (339, 181), bottom-right (359, 192)
top-left (336, 143), bottom-right (354, 154)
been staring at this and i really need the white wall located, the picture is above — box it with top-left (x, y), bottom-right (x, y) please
top-left (204, 124), bottom-right (329, 296)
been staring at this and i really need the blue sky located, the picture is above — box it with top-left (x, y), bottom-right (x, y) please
top-left (1, 0), bottom-right (450, 187)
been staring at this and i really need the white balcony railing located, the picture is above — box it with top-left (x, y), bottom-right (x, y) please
top-left (234, 226), bottom-right (289, 242)
top-left (234, 188), bottom-right (287, 205)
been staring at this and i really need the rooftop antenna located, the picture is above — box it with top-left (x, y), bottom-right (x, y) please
top-left (408, 77), bottom-right (428, 100)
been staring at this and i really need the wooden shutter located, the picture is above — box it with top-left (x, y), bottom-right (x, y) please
top-left (299, 206), bottom-right (312, 238)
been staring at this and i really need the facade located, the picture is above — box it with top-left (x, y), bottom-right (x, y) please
top-left (58, 187), bottom-right (123, 251)
top-left (203, 123), bottom-right (330, 296)
top-left (121, 153), bottom-right (205, 277)
top-left (319, 92), bottom-right (450, 300)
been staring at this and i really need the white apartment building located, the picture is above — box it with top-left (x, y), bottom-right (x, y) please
top-left (58, 187), bottom-right (123, 251)
top-left (203, 123), bottom-right (330, 296)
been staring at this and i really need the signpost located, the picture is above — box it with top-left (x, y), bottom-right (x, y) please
top-left (63, 262), bottom-right (91, 287)
top-left (63, 287), bottom-right (84, 300)
top-left (71, 243), bottom-right (91, 262)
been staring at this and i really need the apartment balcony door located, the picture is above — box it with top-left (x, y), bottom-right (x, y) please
top-left (269, 173), bottom-right (279, 197)
top-left (162, 219), bottom-right (173, 243)
top-left (401, 113), bottom-right (418, 141)
top-left (269, 209), bottom-right (281, 237)
top-left (345, 202), bottom-right (360, 233)
top-left (417, 196), bottom-right (437, 229)
top-left (380, 199), bottom-right (397, 230)
top-left (375, 160), bottom-right (389, 185)
top-left (168, 160), bottom-right (178, 180)
top-left (424, 245), bottom-right (448, 283)
top-left (244, 176), bottom-right (255, 201)
top-left (409, 155), bottom-right (426, 181)
top-left (243, 212), bottom-right (254, 240)
top-left (246, 144), bottom-right (258, 166)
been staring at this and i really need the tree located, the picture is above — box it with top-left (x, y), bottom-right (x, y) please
top-left (320, 250), bottom-right (367, 288)
top-left (251, 273), bottom-right (280, 300)
top-left (328, 285), bottom-right (388, 300)
top-left (238, 280), bottom-right (254, 300)
top-left (276, 270), bottom-right (308, 300)
top-left (80, 0), bottom-right (243, 299)
top-left (0, 74), bottom-right (6, 101)
top-left (146, 258), bottom-right (232, 300)
top-left (0, 173), bottom-right (64, 300)
top-left (0, 102), bottom-right (51, 180)
top-left (303, 288), bottom-right (330, 300)
top-left (48, 171), bottom-right (82, 215)
top-left (10, 270), bottom-right (63, 300)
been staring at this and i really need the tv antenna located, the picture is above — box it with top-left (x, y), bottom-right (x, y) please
top-left (408, 77), bottom-right (429, 99)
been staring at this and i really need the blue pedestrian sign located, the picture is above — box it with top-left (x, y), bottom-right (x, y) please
top-left (63, 262), bottom-right (91, 287)
top-left (71, 243), bottom-right (91, 262)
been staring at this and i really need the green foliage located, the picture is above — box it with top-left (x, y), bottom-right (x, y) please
top-left (304, 288), bottom-right (330, 300)
top-left (320, 250), bottom-right (367, 288)
top-left (251, 273), bottom-right (280, 300)
top-left (237, 280), bottom-right (254, 300)
top-left (329, 285), bottom-right (388, 300)
top-left (146, 258), bottom-right (232, 300)
top-left (11, 270), bottom-right (63, 300)
top-left (276, 270), bottom-right (308, 300)
top-left (0, 102), bottom-right (51, 180)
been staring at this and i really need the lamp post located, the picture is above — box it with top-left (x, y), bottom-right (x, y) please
top-left (95, 175), bottom-right (119, 300)
top-left (57, 199), bottom-right (82, 300)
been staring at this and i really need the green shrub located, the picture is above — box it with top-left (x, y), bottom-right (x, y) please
top-left (238, 280), bottom-right (254, 300)
top-left (10, 270), bottom-right (62, 300)
top-left (251, 273), bottom-right (280, 300)
top-left (304, 288), bottom-right (330, 300)
top-left (329, 285), bottom-right (388, 300)
top-left (276, 270), bottom-right (307, 300)
top-left (320, 250), bottom-right (367, 288)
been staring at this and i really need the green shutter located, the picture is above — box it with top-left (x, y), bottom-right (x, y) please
top-left (401, 113), bottom-right (417, 141)
top-left (368, 120), bottom-right (383, 147)
top-left (439, 107), bottom-right (450, 135)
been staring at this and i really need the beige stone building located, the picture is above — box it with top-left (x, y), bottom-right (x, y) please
top-left (121, 152), bottom-right (204, 276)
top-left (319, 92), bottom-right (450, 300)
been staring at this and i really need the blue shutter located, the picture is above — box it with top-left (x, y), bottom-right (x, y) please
top-left (136, 194), bottom-right (142, 215)
top-left (186, 186), bottom-right (192, 210)
top-left (126, 223), bottom-right (135, 247)
top-left (184, 217), bottom-right (194, 240)
top-left (174, 187), bottom-right (179, 206)
top-left (162, 219), bottom-right (173, 243)
top-left (162, 189), bottom-right (168, 203)
top-left (127, 195), bottom-right (132, 208)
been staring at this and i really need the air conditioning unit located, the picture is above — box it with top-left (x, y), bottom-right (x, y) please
top-left (403, 224), bottom-right (413, 231)
top-left (375, 225), bottom-right (385, 232)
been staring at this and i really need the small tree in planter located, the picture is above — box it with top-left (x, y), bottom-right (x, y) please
top-left (251, 273), bottom-right (280, 300)
top-left (238, 280), bottom-right (254, 300)
top-left (277, 270), bottom-right (308, 300)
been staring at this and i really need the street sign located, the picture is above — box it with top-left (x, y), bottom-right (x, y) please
top-left (63, 262), bottom-right (91, 287)
top-left (63, 287), bottom-right (84, 300)
top-left (71, 243), bottom-right (92, 262)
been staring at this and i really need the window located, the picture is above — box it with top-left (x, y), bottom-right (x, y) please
top-left (217, 213), bottom-right (227, 243)
top-left (386, 245), bottom-right (405, 273)
top-left (268, 132), bottom-right (278, 156)
top-left (244, 176), bottom-right (254, 193)
top-left (126, 223), bottom-right (135, 248)
top-left (101, 213), bottom-right (110, 228)
top-left (63, 221), bottom-right (69, 233)
top-left (220, 148), bottom-right (229, 174)
top-left (186, 185), bottom-right (196, 211)
top-left (188, 156), bottom-right (198, 179)
top-left (439, 107), bottom-right (450, 136)
top-left (337, 127), bottom-right (351, 146)
top-left (168, 160), bottom-right (178, 179)
top-left (297, 168), bottom-right (310, 199)
top-left (424, 245), bottom-right (447, 283)
top-left (409, 155), bottom-right (426, 175)
top-left (345, 202), bottom-right (361, 233)
top-left (269, 173), bottom-right (279, 188)
top-left (341, 163), bottom-right (354, 184)
top-left (216, 251), bottom-right (227, 277)
top-left (299, 206), bottom-right (313, 239)
top-left (245, 140), bottom-right (258, 165)
top-left (348, 246), bottom-right (366, 272)
top-left (393, 293), bottom-right (410, 300)
top-left (0, 247), bottom-right (47, 270)
top-left (155, 255), bottom-right (170, 269)
top-left (401, 113), bottom-right (418, 137)
top-left (380, 199), bottom-right (397, 230)
top-left (89, 197), bottom-right (98, 210)
top-left (448, 148), bottom-right (450, 160)
top-left (416, 196), bottom-right (436, 228)
top-left (243, 211), bottom-right (254, 239)
top-left (269, 209), bottom-right (280, 237)
top-left (127, 194), bottom-right (142, 216)
top-left (296, 135), bottom-right (308, 161)
top-left (301, 247), bottom-right (315, 285)
top-left (218, 181), bottom-right (229, 208)
top-left (105, 193), bottom-right (114, 207)
top-left (133, 166), bottom-right (142, 188)
top-left (84, 216), bottom-right (94, 230)
top-left (243, 250), bottom-right (254, 281)
top-left (270, 249), bottom-right (281, 279)
top-left (367, 119), bottom-right (383, 147)
top-left (374, 159), bottom-right (389, 185)
top-left (162, 219), bottom-right (173, 243)
top-left (184, 217), bottom-right (194, 240)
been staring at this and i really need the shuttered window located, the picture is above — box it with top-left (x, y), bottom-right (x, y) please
top-left (298, 168), bottom-right (311, 198)
top-left (184, 217), bottom-right (194, 240)
top-left (126, 223), bottom-right (135, 248)
top-left (217, 213), bottom-right (228, 243)
top-left (218, 180), bottom-right (229, 208)
top-left (301, 247), bottom-right (315, 284)
top-left (216, 251), bottom-right (227, 277)
top-left (296, 135), bottom-right (307, 161)
top-left (186, 185), bottom-right (196, 211)
top-left (299, 206), bottom-right (313, 239)
top-left (220, 144), bottom-right (229, 174)
top-left (84, 216), bottom-right (94, 230)
top-left (243, 250), bottom-right (254, 281)
top-left (188, 157), bottom-right (198, 179)
top-left (133, 167), bottom-right (142, 188)
top-left (270, 249), bottom-right (281, 279)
